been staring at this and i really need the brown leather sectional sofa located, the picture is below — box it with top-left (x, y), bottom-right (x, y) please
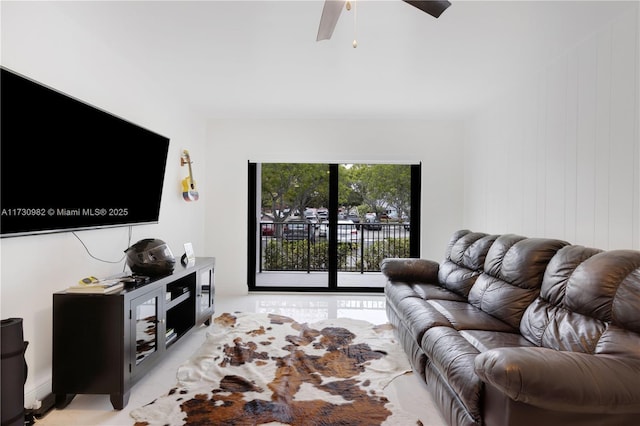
top-left (382, 229), bottom-right (640, 426)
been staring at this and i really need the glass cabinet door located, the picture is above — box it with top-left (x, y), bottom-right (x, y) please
top-left (197, 266), bottom-right (215, 324)
top-left (131, 291), bottom-right (162, 368)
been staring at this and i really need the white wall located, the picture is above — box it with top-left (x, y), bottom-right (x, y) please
top-left (463, 4), bottom-right (639, 250)
top-left (0, 2), bottom-right (208, 406)
top-left (204, 119), bottom-right (465, 295)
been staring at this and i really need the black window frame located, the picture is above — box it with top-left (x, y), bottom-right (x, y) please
top-left (247, 161), bottom-right (421, 292)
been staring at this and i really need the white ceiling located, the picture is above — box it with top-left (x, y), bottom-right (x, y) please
top-left (33, 0), bottom-right (638, 119)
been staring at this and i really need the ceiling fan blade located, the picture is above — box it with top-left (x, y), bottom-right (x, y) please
top-left (317, 0), bottom-right (347, 41)
top-left (402, 1), bottom-right (451, 18)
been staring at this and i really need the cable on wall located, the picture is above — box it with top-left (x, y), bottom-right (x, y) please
top-left (72, 226), bottom-right (133, 270)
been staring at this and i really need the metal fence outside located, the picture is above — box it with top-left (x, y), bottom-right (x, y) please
top-left (259, 221), bottom-right (410, 273)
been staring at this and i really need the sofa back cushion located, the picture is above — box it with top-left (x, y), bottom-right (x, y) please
top-left (438, 230), bottom-right (499, 297)
top-left (520, 246), bottom-right (640, 355)
top-left (468, 235), bottom-right (569, 329)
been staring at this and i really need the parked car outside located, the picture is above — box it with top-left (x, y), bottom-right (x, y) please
top-left (318, 220), bottom-right (329, 238)
top-left (260, 213), bottom-right (275, 236)
top-left (305, 214), bottom-right (319, 228)
top-left (261, 221), bottom-right (275, 236)
top-left (347, 213), bottom-right (361, 229)
top-left (336, 219), bottom-right (358, 245)
top-left (317, 208), bottom-right (329, 221)
top-left (283, 218), bottom-right (313, 241)
top-left (363, 217), bottom-right (382, 231)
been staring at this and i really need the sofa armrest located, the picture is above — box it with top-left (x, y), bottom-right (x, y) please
top-left (380, 258), bottom-right (439, 283)
top-left (475, 346), bottom-right (640, 414)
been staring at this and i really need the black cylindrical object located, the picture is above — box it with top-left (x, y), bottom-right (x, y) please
top-left (1, 318), bottom-right (27, 426)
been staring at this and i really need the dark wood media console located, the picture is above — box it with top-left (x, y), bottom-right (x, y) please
top-left (52, 257), bottom-right (215, 410)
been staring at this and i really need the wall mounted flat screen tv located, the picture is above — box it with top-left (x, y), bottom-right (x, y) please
top-left (0, 67), bottom-right (171, 238)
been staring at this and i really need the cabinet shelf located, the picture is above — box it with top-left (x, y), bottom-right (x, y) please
top-left (166, 291), bottom-right (191, 310)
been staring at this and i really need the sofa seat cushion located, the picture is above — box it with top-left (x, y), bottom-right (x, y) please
top-left (412, 283), bottom-right (467, 302)
top-left (385, 281), bottom-right (465, 308)
top-left (422, 326), bottom-right (483, 423)
top-left (428, 299), bottom-right (517, 332)
top-left (395, 297), bottom-right (453, 343)
top-left (460, 329), bottom-right (535, 353)
top-left (384, 281), bottom-right (424, 305)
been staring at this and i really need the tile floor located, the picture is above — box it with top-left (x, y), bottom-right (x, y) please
top-left (34, 293), bottom-right (446, 426)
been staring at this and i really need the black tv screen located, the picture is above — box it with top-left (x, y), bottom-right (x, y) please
top-left (0, 67), bottom-right (170, 238)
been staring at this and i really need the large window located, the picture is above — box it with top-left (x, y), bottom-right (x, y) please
top-left (248, 162), bottom-right (421, 292)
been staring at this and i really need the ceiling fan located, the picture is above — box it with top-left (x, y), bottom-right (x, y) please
top-left (317, 0), bottom-right (451, 45)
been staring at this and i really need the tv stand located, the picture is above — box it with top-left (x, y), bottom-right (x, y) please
top-left (52, 257), bottom-right (215, 410)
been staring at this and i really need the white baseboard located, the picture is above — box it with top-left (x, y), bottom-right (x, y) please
top-left (24, 380), bottom-right (52, 409)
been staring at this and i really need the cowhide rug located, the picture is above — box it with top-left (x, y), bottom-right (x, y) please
top-left (130, 311), bottom-right (420, 426)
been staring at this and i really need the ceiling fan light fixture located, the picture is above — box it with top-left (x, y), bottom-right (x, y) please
top-left (352, 0), bottom-right (357, 48)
